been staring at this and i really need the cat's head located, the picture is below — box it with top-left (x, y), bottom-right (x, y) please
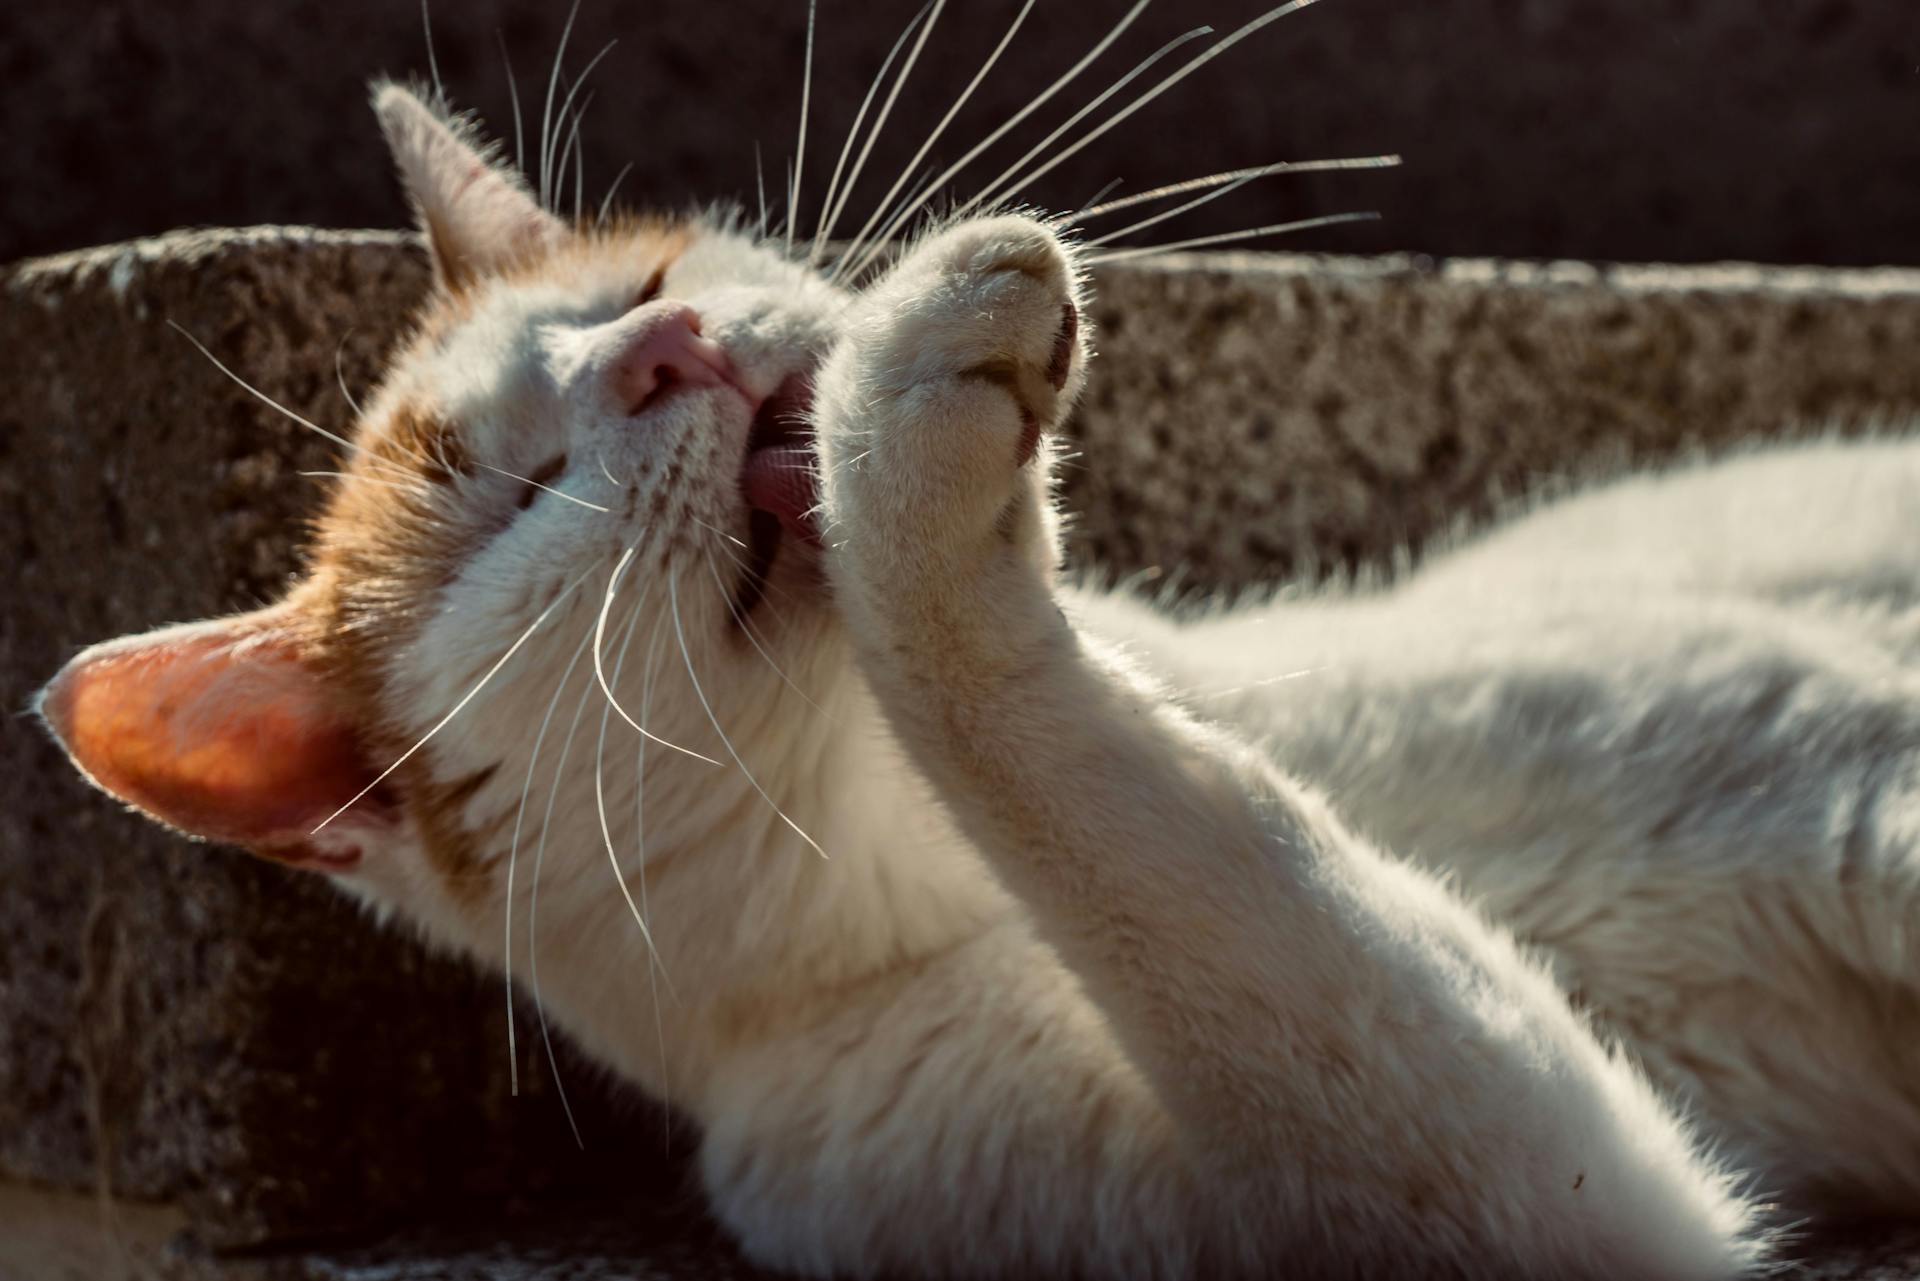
top-left (38, 84), bottom-right (903, 957)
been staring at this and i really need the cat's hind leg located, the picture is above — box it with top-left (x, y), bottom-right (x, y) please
top-left (812, 215), bottom-right (1767, 1278)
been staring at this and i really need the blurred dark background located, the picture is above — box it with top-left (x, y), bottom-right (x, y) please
top-left (5, 0), bottom-right (1919, 268)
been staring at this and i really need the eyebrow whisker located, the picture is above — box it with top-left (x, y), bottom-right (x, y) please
top-left (169, 321), bottom-right (425, 487)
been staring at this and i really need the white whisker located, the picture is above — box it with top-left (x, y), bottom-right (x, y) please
top-left (779, 156), bottom-right (795, 239)
top-left (571, 92), bottom-right (591, 223)
top-left (708, 527), bottom-right (803, 614)
top-left (810, 0), bottom-right (936, 265)
top-left (421, 0), bottom-right (446, 106)
top-left (298, 470), bottom-right (428, 498)
top-left (968, 0), bottom-right (1330, 219)
top-left (538, 0), bottom-right (582, 209)
top-left (529, 635), bottom-right (602, 1150)
top-left (1082, 171), bottom-right (1263, 248)
top-left (706, 545), bottom-right (833, 719)
top-left (632, 615), bottom-right (672, 1148)
top-left (861, 164), bottom-right (942, 263)
top-left (840, 0), bottom-right (1038, 274)
top-left (1191, 667), bottom-right (1326, 701)
top-left (755, 141), bottom-right (770, 237)
top-left (1085, 210), bottom-right (1379, 264)
top-left (669, 570), bottom-right (827, 857)
top-left (787, 0), bottom-right (816, 257)
top-left (594, 547), bottom-right (725, 766)
top-left (838, 0), bottom-right (1160, 280)
top-left (594, 590), bottom-right (674, 991)
top-left (552, 84), bottom-right (600, 221)
top-left (312, 564), bottom-right (598, 835)
top-left (692, 515), bottom-right (747, 549)
top-left (334, 332), bottom-right (364, 419)
top-left (1065, 176), bottom-right (1127, 222)
top-left (503, 619), bottom-right (600, 1095)
top-left (948, 24), bottom-right (1218, 230)
top-left (553, 43), bottom-right (616, 193)
top-left (475, 459), bottom-right (610, 512)
top-left (1072, 154), bottom-right (1401, 222)
top-left (498, 30), bottom-right (526, 174)
top-left (598, 161), bottom-right (633, 227)
top-left (168, 321), bottom-right (422, 487)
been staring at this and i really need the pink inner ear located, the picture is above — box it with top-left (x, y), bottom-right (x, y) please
top-left (39, 615), bottom-right (389, 867)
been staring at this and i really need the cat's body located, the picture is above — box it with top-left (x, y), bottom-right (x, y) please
top-left (35, 75), bottom-right (1920, 1279)
top-left (1153, 436), bottom-right (1920, 1211)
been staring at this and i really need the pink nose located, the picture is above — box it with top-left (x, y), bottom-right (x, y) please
top-left (612, 301), bottom-right (736, 414)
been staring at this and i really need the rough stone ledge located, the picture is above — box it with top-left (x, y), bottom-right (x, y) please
top-left (5, 227), bottom-right (1920, 1275)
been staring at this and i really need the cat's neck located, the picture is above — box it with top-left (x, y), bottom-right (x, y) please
top-left (502, 654), bottom-right (1015, 1101)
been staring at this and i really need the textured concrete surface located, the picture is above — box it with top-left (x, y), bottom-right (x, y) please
top-left (264, 1224), bottom-right (1920, 1281)
top-left (5, 226), bottom-right (1920, 1276)
top-left (1, 229), bottom-right (662, 1250)
top-left (1076, 253), bottom-right (1920, 592)
top-left (6, 0), bottom-right (1920, 268)
top-left (11, 1177), bottom-right (1920, 1281)
top-left (0, 1180), bottom-right (186, 1281)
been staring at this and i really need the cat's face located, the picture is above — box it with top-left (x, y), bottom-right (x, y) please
top-left (39, 85), bottom-right (880, 955)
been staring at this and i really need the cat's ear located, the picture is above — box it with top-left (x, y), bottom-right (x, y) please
top-left (372, 80), bottom-right (565, 292)
top-left (37, 607), bottom-right (397, 871)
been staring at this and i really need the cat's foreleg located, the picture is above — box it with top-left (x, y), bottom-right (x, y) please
top-left (813, 216), bottom-right (1764, 1278)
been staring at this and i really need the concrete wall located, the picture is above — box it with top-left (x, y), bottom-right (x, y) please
top-left (5, 227), bottom-right (1920, 1271)
top-left (7, 0), bottom-right (1920, 268)
top-left (2, 231), bottom-right (659, 1248)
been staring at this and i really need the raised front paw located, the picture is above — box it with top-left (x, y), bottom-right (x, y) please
top-left (814, 215), bottom-right (1086, 563)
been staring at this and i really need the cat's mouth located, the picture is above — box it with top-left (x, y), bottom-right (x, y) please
top-left (734, 373), bottom-right (819, 620)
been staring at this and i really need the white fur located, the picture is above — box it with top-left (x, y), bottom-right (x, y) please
top-left (351, 200), bottom-right (1796, 1275)
top-left (71, 89), bottom-right (1920, 1278)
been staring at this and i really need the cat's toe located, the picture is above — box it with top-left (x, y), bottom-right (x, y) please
top-left (923, 213), bottom-right (1070, 283)
top-left (814, 215), bottom-right (1085, 565)
top-left (932, 217), bottom-right (1083, 418)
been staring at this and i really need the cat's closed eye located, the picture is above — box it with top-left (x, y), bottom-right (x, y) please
top-left (632, 266), bottom-right (665, 310)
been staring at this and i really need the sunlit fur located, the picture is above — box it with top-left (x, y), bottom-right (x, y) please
top-left (40, 75), bottom-right (1920, 1280)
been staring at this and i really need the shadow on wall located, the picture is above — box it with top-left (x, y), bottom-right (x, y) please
top-left (5, 0), bottom-right (1919, 268)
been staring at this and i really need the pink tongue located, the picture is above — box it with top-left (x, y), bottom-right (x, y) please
top-left (741, 446), bottom-right (821, 543)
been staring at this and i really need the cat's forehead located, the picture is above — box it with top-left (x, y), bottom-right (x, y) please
top-left (400, 225), bottom-right (689, 393)
top-left (389, 221), bottom-right (819, 412)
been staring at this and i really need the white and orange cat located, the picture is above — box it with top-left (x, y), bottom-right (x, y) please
top-left (35, 71), bottom-right (1920, 1279)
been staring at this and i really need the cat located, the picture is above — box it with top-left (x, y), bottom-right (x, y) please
top-left (32, 63), bottom-right (1920, 1281)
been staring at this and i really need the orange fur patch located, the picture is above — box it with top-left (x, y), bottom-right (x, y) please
top-left (297, 218), bottom-right (696, 906)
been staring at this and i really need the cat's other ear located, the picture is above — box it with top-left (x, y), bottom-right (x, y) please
top-left (36, 607), bottom-right (397, 871)
top-left (372, 80), bottom-right (565, 292)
